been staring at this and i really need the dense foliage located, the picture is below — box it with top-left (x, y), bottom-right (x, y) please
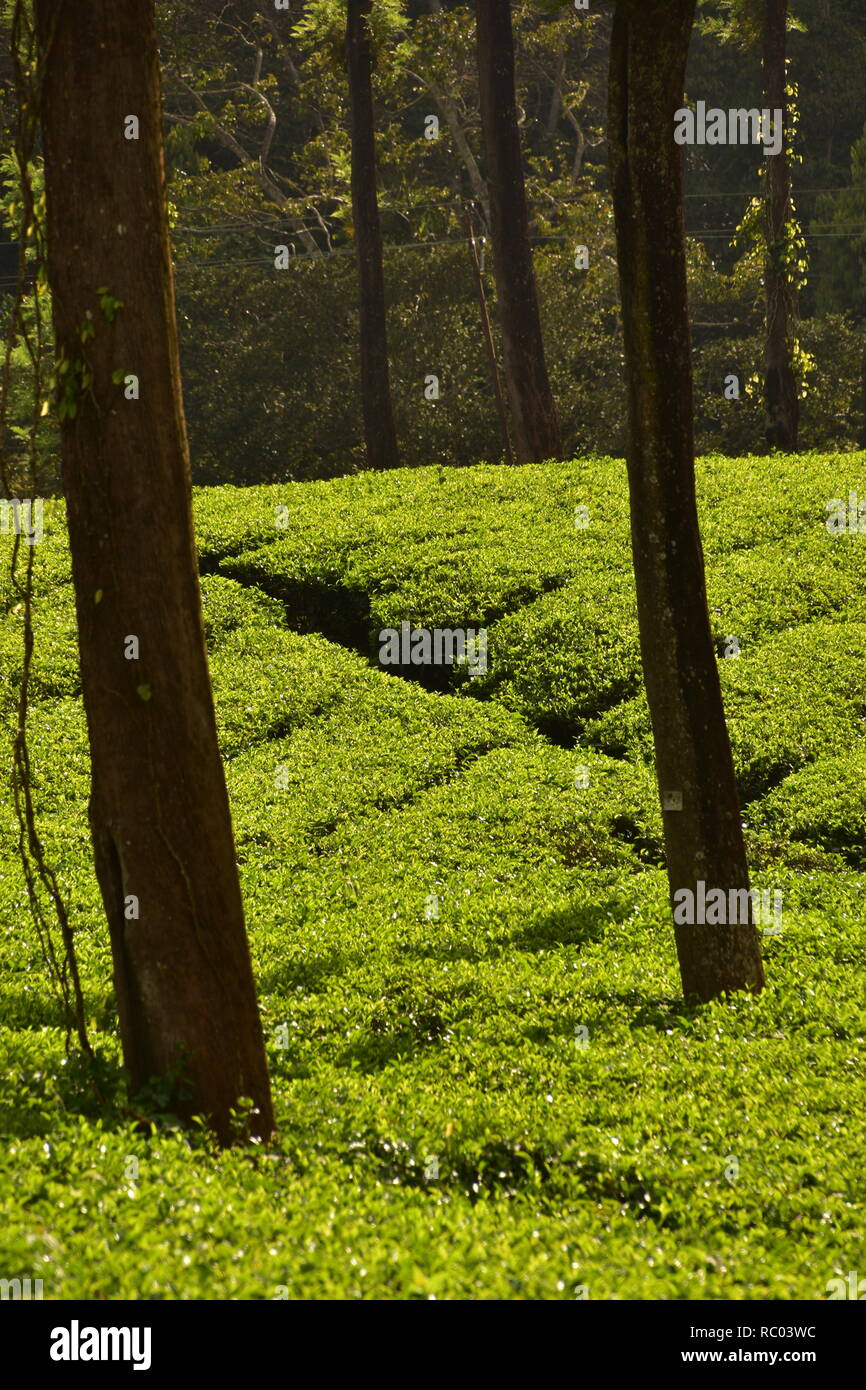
top-left (158, 0), bottom-right (866, 480)
top-left (2, 2), bottom-right (866, 483)
top-left (1, 453), bottom-right (864, 1298)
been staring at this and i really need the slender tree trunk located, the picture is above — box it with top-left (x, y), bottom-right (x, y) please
top-left (424, 71), bottom-right (492, 230)
top-left (34, 0), bottom-right (274, 1142)
top-left (546, 44), bottom-right (566, 136)
top-left (608, 0), bottom-right (764, 1002)
top-left (425, 0), bottom-right (491, 229)
top-left (464, 206), bottom-right (514, 465)
top-left (763, 0), bottom-right (799, 451)
top-left (346, 0), bottom-right (400, 471)
top-left (475, 0), bottom-right (562, 464)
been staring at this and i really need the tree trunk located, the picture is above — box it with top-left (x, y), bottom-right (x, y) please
top-left (425, 0), bottom-right (491, 228)
top-left (34, 0), bottom-right (275, 1142)
top-left (346, 0), bottom-right (400, 471)
top-left (546, 43), bottom-right (566, 136)
top-left (424, 70), bottom-right (492, 230)
top-left (608, 0), bottom-right (764, 1002)
top-left (464, 206), bottom-right (514, 465)
top-left (475, 0), bottom-right (562, 464)
top-left (763, 0), bottom-right (799, 451)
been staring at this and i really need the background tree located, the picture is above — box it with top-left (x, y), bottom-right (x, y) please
top-left (608, 0), bottom-right (765, 1002)
top-left (33, 0), bottom-right (274, 1141)
top-left (475, 0), bottom-right (562, 463)
top-left (347, 0), bottom-right (401, 470)
top-left (691, 0), bottom-right (805, 449)
top-left (8, 2), bottom-right (866, 484)
top-left (815, 117), bottom-right (866, 320)
top-left (763, 0), bottom-right (799, 449)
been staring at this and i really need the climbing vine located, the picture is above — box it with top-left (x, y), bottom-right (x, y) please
top-left (733, 74), bottom-right (815, 405)
top-left (0, 1), bottom-right (92, 1060)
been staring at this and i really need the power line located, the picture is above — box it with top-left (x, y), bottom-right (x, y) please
top-left (168, 227), bottom-right (866, 266)
top-left (166, 186), bottom-right (860, 231)
top-left (168, 186), bottom-right (863, 215)
top-left (3, 224), bottom-right (865, 295)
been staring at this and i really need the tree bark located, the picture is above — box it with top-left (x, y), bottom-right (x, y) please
top-left (34, 0), bottom-right (275, 1141)
top-left (422, 70), bottom-right (492, 229)
top-left (423, 0), bottom-right (490, 226)
top-left (464, 206), bottom-right (514, 465)
top-left (608, 0), bottom-right (764, 1002)
top-left (475, 0), bottom-right (562, 464)
top-left (763, 0), bottom-right (799, 451)
top-left (546, 43), bottom-right (566, 136)
top-left (346, 0), bottom-right (401, 470)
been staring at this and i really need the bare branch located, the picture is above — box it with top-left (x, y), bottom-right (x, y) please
top-left (235, 81), bottom-right (278, 172)
top-left (407, 67), bottom-right (489, 228)
top-left (265, 18), bottom-right (302, 85)
top-left (563, 106), bottom-right (586, 184)
top-left (165, 72), bottom-right (321, 256)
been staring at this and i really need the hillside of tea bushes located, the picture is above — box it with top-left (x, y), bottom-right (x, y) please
top-left (0, 452), bottom-right (864, 1299)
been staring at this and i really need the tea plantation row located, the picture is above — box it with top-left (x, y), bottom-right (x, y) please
top-left (0, 453), bottom-right (863, 1298)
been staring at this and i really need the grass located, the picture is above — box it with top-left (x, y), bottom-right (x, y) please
top-left (0, 452), bottom-right (864, 1299)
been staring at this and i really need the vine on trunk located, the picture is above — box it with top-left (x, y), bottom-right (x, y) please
top-left (0, 1), bottom-right (93, 1061)
top-left (733, 74), bottom-right (814, 408)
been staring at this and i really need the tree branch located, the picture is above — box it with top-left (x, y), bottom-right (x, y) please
top-left (166, 72), bottom-right (321, 255)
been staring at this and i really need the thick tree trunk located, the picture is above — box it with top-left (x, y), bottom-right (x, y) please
top-left (475, 0), bottom-right (562, 464)
top-left (608, 0), bottom-right (764, 1002)
top-left (763, 0), bottom-right (799, 451)
top-left (34, 0), bottom-right (274, 1141)
top-left (347, 0), bottom-right (400, 471)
